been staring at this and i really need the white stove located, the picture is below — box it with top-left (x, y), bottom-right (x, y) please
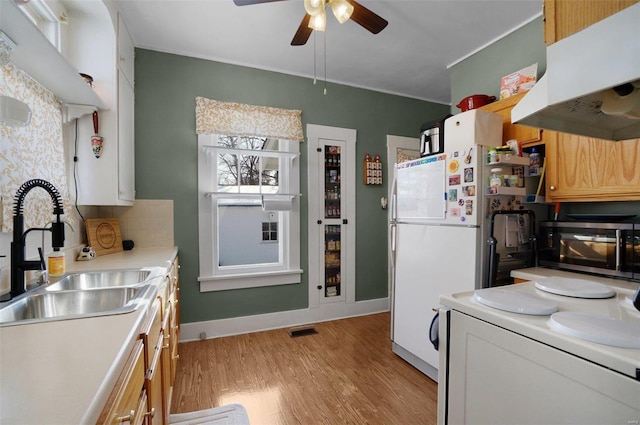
top-left (437, 268), bottom-right (640, 425)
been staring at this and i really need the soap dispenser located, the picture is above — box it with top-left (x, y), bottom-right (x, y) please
top-left (48, 248), bottom-right (65, 277)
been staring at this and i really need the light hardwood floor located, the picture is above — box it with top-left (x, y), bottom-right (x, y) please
top-left (171, 312), bottom-right (438, 424)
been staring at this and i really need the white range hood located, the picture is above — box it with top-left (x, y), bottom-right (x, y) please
top-left (512, 3), bottom-right (640, 141)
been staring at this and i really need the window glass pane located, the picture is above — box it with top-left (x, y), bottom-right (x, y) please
top-left (324, 224), bottom-right (341, 297)
top-left (216, 136), bottom-right (280, 194)
top-left (218, 200), bottom-right (280, 266)
top-left (213, 135), bottom-right (287, 270)
top-left (324, 145), bottom-right (341, 218)
top-left (262, 158), bottom-right (279, 189)
top-left (217, 153), bottom-right (239, 189)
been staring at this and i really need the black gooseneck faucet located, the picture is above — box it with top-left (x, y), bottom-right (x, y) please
top-left (7, 179), bottom-right (65, 300)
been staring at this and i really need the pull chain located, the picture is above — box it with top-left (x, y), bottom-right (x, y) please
top-left (323, 29), bottom-right (327, 95)
top-left (313, 31), bottom-right (317, 85)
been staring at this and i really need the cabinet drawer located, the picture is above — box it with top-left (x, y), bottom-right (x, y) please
top-left (97, 340), bottom-right (146, 424)
top-left (140, 299), bottom-right (162, 367)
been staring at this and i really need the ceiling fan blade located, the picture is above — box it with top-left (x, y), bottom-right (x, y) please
top-left (348, 0), bottom-right (388, 34)
top-left (291, 14), bottom-right (313, 46)
top-left (233, 0), bottom-right (287, 6)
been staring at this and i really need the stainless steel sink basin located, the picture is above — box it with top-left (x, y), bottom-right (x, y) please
top-left (46, 270), bottom-right (152, 291)
top-left (0, 287), bottom-right (148, 326)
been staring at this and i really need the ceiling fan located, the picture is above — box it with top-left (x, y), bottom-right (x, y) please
top-left (232, 0), bottom-right (388, 46)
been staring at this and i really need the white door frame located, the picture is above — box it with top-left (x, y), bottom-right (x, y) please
top-left (307, 124), bottom-right (357, 309)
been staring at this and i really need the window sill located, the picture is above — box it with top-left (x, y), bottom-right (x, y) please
top-left (199, 269), bottom-right (303, 292)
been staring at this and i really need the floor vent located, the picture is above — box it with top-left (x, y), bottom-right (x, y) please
top-left (288, 325), bottom-right (318, 337)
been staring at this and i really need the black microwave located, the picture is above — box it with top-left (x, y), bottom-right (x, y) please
top-left (538, 221), bottom-right (640, 281)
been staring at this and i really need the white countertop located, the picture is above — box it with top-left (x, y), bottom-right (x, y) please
top-left (0, 247), bottom-right (178, 425)
top-left (511, 266), bottom-right (638, 284)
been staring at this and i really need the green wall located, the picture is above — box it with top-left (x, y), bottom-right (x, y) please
top-left (450, 17), bottom-right (547, 115)
top-left (134, 49), bottom-right (450, 324)
top-left (449, 17), bottom-right (640, 217)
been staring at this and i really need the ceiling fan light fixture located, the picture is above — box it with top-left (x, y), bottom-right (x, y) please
top-left (330, 0), bottom-right (353, 24)
top-left (304, 0), bottom-right (325, 16)
top-left (308, 9), bottom-right (326, 31)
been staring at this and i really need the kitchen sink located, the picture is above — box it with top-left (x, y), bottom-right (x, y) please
top-left (0, 286), bottom-right (149, 326)
top-left (46, 270), bottom-right (153, 291)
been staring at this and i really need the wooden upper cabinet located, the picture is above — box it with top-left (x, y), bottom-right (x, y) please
top-left (545, 131), bottom-right (640, 201)
top-left (479, 92), bottom-right (542, 146)
top-left (544, 0), bottom-right (639, 44)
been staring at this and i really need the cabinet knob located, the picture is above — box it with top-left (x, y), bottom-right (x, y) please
top-left (115, 410), bottom-right (135, 423)
top-left (549, 185), bottom-right (556, 191)
top-left (317, 220), bottom-right (322, 225)
top-left (120, 55), bottom-right (126, 62)
top-left (317, 285), bottom-right (322, 290)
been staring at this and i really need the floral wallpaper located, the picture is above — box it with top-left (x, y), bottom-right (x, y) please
top-left (0, 63), bottom-right (71, 232)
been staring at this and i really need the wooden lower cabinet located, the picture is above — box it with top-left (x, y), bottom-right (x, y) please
top-left (97, 341), bottom-right (147, 425)
top-left (545, 131), bottom-right (640, 202)
top-left (98, 256), bottom-right (180, 425)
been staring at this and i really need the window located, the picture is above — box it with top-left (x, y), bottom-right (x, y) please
top-left (195, 97), bottom-right (303, 291)
top-left (198, 134), bottom-right (301, 291)
top-left (262, 221), bottom-right (278, 242)
top-left (19, 0), bottom-right (67, 52)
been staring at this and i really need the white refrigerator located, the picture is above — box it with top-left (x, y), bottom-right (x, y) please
top-left (390, 110), bottom-right (503, 382)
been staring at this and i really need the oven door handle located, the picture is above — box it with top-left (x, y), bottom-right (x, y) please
top-left (429, 311), bottom-right (439, 351)
top-left (615, 230), bottom-right (622, 271)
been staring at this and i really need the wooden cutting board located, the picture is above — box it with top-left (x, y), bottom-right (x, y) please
top-left (85, 218), bottom-right (123, 256)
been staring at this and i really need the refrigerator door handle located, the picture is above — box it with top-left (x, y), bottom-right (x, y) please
top-left (390, 167), bottom-right (398, 222)
top-left (389, 223), bottom-right (397, 265)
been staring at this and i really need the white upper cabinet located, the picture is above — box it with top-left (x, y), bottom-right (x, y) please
top-left (117, 15), bottom-right (135, 86)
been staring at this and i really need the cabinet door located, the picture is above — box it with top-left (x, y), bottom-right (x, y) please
top-left (117, 15), bottom-right (135, 85)
top-left (545, 131), bottom-right (640, 201)
top-left (307, 125), bottom-right (356, 308)
top-left (320, 142), bottom-right (346, 303)
top-left (160, 304), bottom-right (172, 424)
top-left (544, 0), bottom-right (639, 45)
top-left (147, 332), bottom-right (164, 425)
top-left (445, 311), bottom-right (640, 424)
top-left (118, 70), bottom-right (136, 202)
top-left (97, 340), bottom-right (147, 425)
top-left (479, 93), bottom-right (542, 146)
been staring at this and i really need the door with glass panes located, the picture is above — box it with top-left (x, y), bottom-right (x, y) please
top-left (321, 142), bottom-right (345, 301)
top-left (308, 125), bottom-right (355, 307)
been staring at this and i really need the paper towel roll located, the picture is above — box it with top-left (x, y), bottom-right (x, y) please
top-left (262, 195), bottom-right (293, 211)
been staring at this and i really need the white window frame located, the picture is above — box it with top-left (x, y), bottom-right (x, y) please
top-left (19, 0), bottom-right (66, 52)
top-left (198, 134), bottom-right (302, 291)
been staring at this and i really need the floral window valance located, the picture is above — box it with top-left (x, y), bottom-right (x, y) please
top-left (195, 97), bottom-right (304, 141)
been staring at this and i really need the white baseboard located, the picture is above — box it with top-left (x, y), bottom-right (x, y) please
top-left (179, 297), bottom-right (390, 342)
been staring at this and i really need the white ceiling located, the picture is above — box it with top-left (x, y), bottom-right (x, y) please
top-left (111, 0), bottom-right (542, 105)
